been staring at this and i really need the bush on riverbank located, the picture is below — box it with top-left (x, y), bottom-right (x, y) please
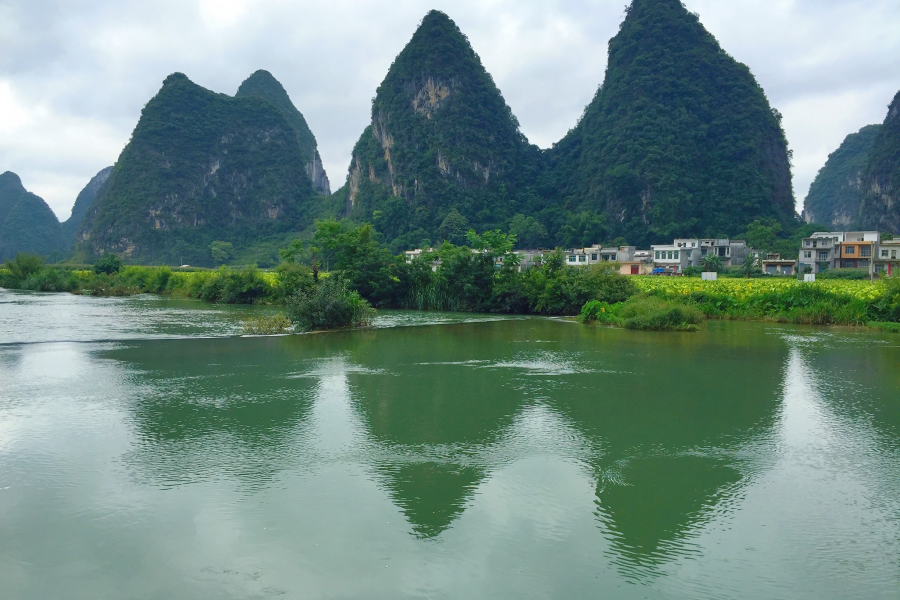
top-left (242, 314), bottom-right (293, 335)
top-left (286, 277), bottom-right (375, 332)
top-left (580, 296), bottom-right (705, 331)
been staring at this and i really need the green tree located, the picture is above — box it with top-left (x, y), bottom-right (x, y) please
top-left (700, 254), bottom-right (724, 273)
top-left (509, 214), bottom-right (548, 249)
top-left (438, 209), bottom-right (469, 245)
top-left (93, 253), bottom-right (122, 275)
top-left (4, 253), bottom-right (44, 281)
top-left (209, 241), bottom-right (234, 263)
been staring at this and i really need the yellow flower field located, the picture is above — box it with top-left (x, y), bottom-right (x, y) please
top-left (631, 276), bottom-right (886, 302)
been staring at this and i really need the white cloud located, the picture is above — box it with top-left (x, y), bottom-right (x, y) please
top-left (1, 0), bottom-right (898, 219)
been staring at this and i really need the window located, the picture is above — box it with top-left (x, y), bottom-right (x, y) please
top-left (861, 246), bottom-right (871, 258)
top-left (655, 251), bottom-right (660, 260)
top-left (845, 246), bottom-right (855, 255)
top-left (691, 242), bottom-right (696, 247)
top-left (591, 254), bottom-right (598, 261)
top-left (578, 255), bottom-right (586, 262)
top-left (818, 251), bottom-right (829, 261)
top-left (667, 251), bottom-right (673, 260)
top-left (893, 251), bottom-right (898, 259)
top-left (674, 251), bottom-right (680, 259)
top-left (568, 256), bottom-right (576, 263)
top-left (803, 251), bottom-right (812, 259)
top-left (805, 241), bottom-right (811, 246)
top-left (882, 250), bottom-right (889, 258)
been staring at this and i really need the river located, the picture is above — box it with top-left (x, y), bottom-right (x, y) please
top-left (1, 289), bottom-right (899, 599)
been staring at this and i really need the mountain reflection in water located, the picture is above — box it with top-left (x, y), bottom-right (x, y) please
top-left (2, 297), bottom-right (899, 600)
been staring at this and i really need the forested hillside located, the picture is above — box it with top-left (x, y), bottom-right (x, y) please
top-left (860, 91), bottom-right (900, 233)
top-left (0, 171), bottom-right (64, 260)
top-left (803, 125), bottom-right (879, 228)
top-left (547, 0), bottom-right (796, 247)
top-left (62, 166), bottom-right (112, 245)
top-left (78, 73), bottom-right (320, 266)
top-left (236, 70), bottom-right (331, 195)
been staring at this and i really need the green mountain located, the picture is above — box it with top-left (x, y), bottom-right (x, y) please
top-left (803, 125), bottom-right (880, 228)
top-left (0, 171), bottom-right (64, 261)
top-left (62, 166), bottom-right (113, 245)
top-left (235, 70), bottom-right (331, 195)
top-left (339, 10), bottom-right (542, 250)
top-left (79, 72), bottom-right (320, 265)
top-left (547, 0), bottom-right (796, 246)
top-left (860, 91), bottom-right (900, 233)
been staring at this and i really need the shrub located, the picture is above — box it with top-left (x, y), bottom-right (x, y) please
top-left (242, 314), bottom-right (294, 335)
top-left (4, 253), bottom-right (44, 282)
top-left (198, 266), bottom-right (272, 304)
top-left (286, 276), bottom-right (375, 332)
top-left (93, 254), bottom-right (123, 275)
top-left (579, 300), bottom-right (619, 324)
top-left (22, 268), bottom-right (79, 292)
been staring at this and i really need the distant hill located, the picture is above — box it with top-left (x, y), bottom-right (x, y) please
top-left (235, 70), bottom-right (331, 195)
top-left (860, 91), bottom-right (900, 233)
top-left (0, 171), bottom-right (64, 261)
top-left (803, 125), bottom-right (880, 228)
top-left (547, 0), bottom-right (796, 246)
top-left (338, 10), bottom-right (542, 251)
top-left (78, 73), bottom-right (321, 266)
top-left (62, 166), bottom-right (113, 245)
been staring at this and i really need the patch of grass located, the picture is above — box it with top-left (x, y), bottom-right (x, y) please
top-left (242, 314), bottom-right (293, 335)
top-left (868, 321), bottom-right (900, 333)
top-left (580, 295), bottom-right (704, 331)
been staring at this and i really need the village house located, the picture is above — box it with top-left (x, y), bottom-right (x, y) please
top-left (761, 253), bottom-right (797, 275)
top-left (875, 238), bottom-right (900, 276)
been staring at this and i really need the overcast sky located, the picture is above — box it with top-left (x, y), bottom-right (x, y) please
top-left (1, 0), bottom-right (899, 221)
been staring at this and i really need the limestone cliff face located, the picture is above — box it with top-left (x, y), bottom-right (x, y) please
top-left (341, 10), bottom-right (540, 249)
top-left (79, 73), bottom-right (317, 265)
top-left (860, 92), bottom-right (900, 232)
top-left (236, 70), bottom-right (331, 195)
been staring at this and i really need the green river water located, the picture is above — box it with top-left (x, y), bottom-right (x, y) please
top-left (1, 289), bottom-right (899, 599)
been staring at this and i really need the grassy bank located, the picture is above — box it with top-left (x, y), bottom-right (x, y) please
top-left (632, 276), bottom-right (898, 326)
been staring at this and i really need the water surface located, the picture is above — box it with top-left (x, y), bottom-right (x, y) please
top-left (1, 290), bottom-right (899, 599)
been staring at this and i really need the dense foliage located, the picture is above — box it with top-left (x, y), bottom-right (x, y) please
top-left (546, 0), bottom-right (796, 247)
top-left (342, 10), bottom-right (543, 252)
top-left (0, 172), bottom-right (65, 261)
top-left (78, 72), bottom-right (320, 266)
top-left (860, 91), bottom-right (900, 233)
top-left (803, 125), bottom-right (880, 228)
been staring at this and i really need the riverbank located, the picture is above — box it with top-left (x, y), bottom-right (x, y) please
top-left (3, 261), bottom-right (899, 330)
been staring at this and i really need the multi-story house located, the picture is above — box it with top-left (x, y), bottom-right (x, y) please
top-left (798, 232), bottom-right (843, 273)
top-left (837, 231), bottom-right (879, 269)
top-left (673, 238), bottom-right (752, 267)
top-left (651, 244), bottom-right (689, 273)
top-left (875, 238), bottom-right (900, 276)
top-left (564, 245), bottom-right (637, 266)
